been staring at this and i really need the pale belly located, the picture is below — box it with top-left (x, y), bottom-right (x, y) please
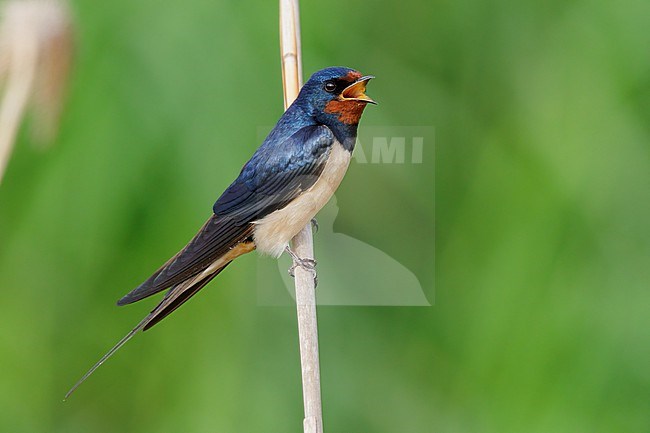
top-left (252, 140), bottom-right (351, 258)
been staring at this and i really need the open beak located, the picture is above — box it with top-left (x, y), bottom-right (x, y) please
top-left (340, 75), bottom-right (376, 104)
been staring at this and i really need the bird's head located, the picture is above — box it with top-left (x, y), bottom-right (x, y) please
top-left (297, 66), bottom-right (376, 128)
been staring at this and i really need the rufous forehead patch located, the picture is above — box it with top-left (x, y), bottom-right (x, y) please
top-left (344, 71), bottom-right (363, 82)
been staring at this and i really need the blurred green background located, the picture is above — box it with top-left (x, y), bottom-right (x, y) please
top-left (1, 0), bottom-right (649, 431)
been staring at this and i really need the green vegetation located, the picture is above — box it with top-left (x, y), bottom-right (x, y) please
top-left (0, 0), bottom-right (648, 431)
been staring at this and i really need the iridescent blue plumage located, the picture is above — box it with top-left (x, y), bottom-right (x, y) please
top-left (212, 67), bottom-right (368, 218)
top-left (119, 65), bottom-right (374, 311)
top-left (66, 67), bottom-right (374, 398)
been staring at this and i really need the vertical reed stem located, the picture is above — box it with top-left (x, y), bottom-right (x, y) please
top-left (279, 1), bottom-right (324, 432)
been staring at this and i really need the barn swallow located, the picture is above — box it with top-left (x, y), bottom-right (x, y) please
top-left (65, 66), bottom-right (375, 398)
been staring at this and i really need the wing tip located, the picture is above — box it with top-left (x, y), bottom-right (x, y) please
top-left (117, 277), bottom-right (160, 306)
top-left (116, 287), bottom-right (144, 306)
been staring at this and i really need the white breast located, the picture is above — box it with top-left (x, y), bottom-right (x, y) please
top-left (252, 140), bottom-right (351, 258)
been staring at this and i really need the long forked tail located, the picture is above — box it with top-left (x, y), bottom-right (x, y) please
top-left (64, 259), bottom-right (237, 400)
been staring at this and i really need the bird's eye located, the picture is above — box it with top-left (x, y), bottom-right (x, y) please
top-left (324, 82), bottom-right (336, 93)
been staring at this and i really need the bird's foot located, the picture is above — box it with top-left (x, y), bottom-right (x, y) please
top-left (310, 218), bottom-right (319, 234)
top-left (285, 246), bottom-right (318, 286)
